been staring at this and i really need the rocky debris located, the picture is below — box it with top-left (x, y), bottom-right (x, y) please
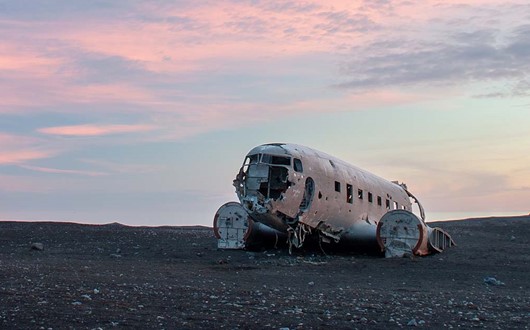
top-left (30, 242), bottom-right (44, 251)
top-left (0, 216), bottom-right (529, 329)
top-left (483, 277), bottom-right (505, 286)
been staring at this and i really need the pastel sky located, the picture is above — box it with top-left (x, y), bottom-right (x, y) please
top-left (1, 0), bottom-right (529, 225)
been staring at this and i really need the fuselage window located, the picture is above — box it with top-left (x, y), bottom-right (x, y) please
top-left (368, 192), bottom-right (373, 203)
top-left (393, 201), bottom-right (399, 210)
top-left (335, 181), bottom-right (341, 192)
top-left (377, 196), bottom-right (382, 206)
top-left (358, 189), bottom-right (363, 199)
top-left (386, 199), bottom-right (390, 209)
top-left (346, 184), bottom-right (353, 204)
top-left (294, 158), bottom-right (303, 172)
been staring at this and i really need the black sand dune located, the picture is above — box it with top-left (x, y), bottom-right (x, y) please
top-left (1, 216), bottom-right (529, 329)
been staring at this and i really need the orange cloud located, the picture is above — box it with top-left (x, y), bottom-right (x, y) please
top-left (38, 124), bottom-right (156, 136)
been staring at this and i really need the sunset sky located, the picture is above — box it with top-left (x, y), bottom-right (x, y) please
top-left (1, 0), bottom-right (529, 225)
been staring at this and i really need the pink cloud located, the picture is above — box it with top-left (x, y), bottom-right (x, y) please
top-left (80, 159), bottom-right (165, 174)
top-left (0, 28), bottom-right (165, 111)
top-left (38, 124), bottom-right (156, 136)
top-left (3, 1), bottom-right (523, 82)
top-left (62, 84), bottom-right (161, 106)
top-left (0, 133), bottom-right (57, 164)
top-left (19, 165), bottom-right (108, 177)
top-left (29, 2), bottom-right (381, 76)
top-left (89, 0), bottom-right (509, 72)
top-left (0, 74), bottom-right (162, 112)
top-left (1, 0), bottom-right (525, 131)
top-left (0, 41), bottom-right (60, 75)
top-left (0, 132), bottom-right (39, 144)
top-left (0, 150), bottom-right (54, 165)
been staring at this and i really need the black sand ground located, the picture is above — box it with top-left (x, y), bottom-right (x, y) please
top-left (1, 216), bottom-right (529, 329)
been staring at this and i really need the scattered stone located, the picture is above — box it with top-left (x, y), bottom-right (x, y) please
top-left (31, 243), bottom-right (44, 251)
top-left (484, 277), bottom-right (505, 286)
top-left (1, 218), bottom-right (528, 329)
top-left (407, 319), bottom-right (418, 326)
top-left (467, 302), bottom-right (478, 309)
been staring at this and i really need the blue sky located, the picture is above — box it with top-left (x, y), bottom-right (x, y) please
top-left (1, 0), bottom-right (529, 225)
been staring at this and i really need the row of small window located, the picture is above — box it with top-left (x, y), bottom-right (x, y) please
top-left (335, 181), bottom-right (402, 210)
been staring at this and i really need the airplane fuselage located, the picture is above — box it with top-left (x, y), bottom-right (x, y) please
top-left (232, 143), bottom-right (413, 246)
top-left (216, 143), bottom-right (454, 256)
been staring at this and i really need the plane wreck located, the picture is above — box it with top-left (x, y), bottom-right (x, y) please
top-left (213, 143), bottom-right (455, 257)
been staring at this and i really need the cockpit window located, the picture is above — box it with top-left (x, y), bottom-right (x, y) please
top-left (243, 154), bottom-right (259, 167)
top-left (293, 158), bottom-right (303, 172)
top-left (261, 154), bottom-right (271, 164)
top-left (271, 155), bottom-right (291, 165)
top-left (260, 154), bottom-right (291, 166)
